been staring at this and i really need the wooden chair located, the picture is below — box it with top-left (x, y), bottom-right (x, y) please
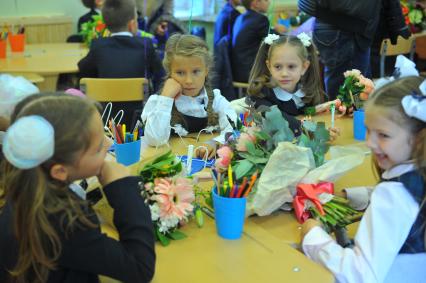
top-left (79, 77), bottom-right (147, 102)
top-left (379, 36), bottom-right (416, 77)
top-left (232, 81), bottom-right (249, 99)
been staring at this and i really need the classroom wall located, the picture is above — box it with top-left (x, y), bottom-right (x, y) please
top-left (0, 0), bottom-right (87, 34)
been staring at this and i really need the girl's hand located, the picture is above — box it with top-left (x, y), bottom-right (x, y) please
top-left (195, 143), bottom-right (216, 159)
top-left (97, 161), bottom-right (130, 187)
top-left (328, 127), bottom-right (341, 142)
top-left (302, 219), bottom-right (321, 238)
top-left (161, 78), bottom-right (182, 99)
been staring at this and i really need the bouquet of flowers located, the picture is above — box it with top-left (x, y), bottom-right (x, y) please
top-left (401, 0), bottom-right (426, 33)
top-left (336, 69), bottom-right (374, 115)
top-left (139, 150), bottom-right (203, 246)
top-left (215, 103), bottom-right (366, 216)
top-left (79, 15), bottom-right (155, 47)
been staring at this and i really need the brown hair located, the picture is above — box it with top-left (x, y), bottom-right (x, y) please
top-left (365, 76), bottom-right (426, 181)
top-left (0, 94), bottom-right (99, 283)
top-left (247, 34), bottom-right (324, 105)
top-left (81, 0), bottom-right (96, 9)
top-left (163, 34), bottom-right (218, 127)
top-left (102, 0), bottom-right (136, 33)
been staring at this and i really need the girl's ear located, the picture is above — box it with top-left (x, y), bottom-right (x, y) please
top-left (50, 164), bottom-right (69, 182)
top-left (266, 60), bottom-right (270, 72)
top-left (302, 60), bottom-right (311, 76)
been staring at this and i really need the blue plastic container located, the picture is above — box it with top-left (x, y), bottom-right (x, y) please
top-left (353, 109), bottom-right (366, 141)
top-left (212, 188), bottom-right (246, 240)
top-left (114, 139), bottom-right (141, 166)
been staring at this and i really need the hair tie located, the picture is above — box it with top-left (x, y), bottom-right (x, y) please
top-left (264, 34), bottom-right (279, 45)
top-left (2, 115), bottom-right (55, 169)
top-left (401, 80), bottom-right (426, 122)
top-left (297, 32), bottom-right (312, 47)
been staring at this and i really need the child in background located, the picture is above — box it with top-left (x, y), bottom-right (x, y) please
top-left (213, 0), bottom-right (241, 49)
top-left (0, 95), bottom-right (155, 283)
top-left (247, 33), bottom-right (339, 138)
top-left (141, 34), bottom-right (237, 158)
top-left (78, 0), bottom-right (104, 32)
top-left (302, 76), bottom-right (426, 283)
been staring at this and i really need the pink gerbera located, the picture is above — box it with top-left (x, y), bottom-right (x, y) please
top-left (153, 177), bottom-right (195, 220)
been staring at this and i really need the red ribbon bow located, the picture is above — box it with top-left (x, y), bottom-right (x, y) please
top-left (293, 182), bottom-right (334, 224)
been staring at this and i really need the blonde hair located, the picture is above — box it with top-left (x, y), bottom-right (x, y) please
top-left (0, 94), bottom-right (99, 283)
top-left (162, 34), bottom-right (218, 127)
top-left (365, 76), bottom-right (426, 180)
top-left (247, 35), bottom-right (324, 105)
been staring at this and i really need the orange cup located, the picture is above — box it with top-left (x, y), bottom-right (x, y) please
top-left (0, 40), bottom-right (6, 59)
top-left (9, 34), bottom-right (25, 52)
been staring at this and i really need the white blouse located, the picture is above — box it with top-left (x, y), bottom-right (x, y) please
top-left (141, 88), bottom-right (237, 146)
top-left (302, 163), bottom-right (421, 283)
top-left (272, 87), bottom-right (305, 109)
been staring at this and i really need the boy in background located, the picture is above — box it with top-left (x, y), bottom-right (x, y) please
top-left (214, 0), bottom-right (241, 49)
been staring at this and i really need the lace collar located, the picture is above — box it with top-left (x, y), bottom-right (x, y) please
top-left (174, 88), bottom-right (209, 118)
top-left (272, 87), bottom-right (305, 108)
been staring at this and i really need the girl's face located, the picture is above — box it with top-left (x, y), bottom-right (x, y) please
top-left (66, 111), bottom-right (110, 181)
top-left (365, 107), bottom-right (414, 171)
top-left (170, 55), bottom-right (208, 97)
top-left (267, 44), bottom-right (309, 93)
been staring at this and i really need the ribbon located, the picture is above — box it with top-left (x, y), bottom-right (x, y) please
top-left (293, 182), bottom-right (334, 224)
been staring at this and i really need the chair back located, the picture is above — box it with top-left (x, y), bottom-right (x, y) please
top-left (79, 78), bottom-right (147, 102)
top-left (380, 36), bottom-right (415, 77)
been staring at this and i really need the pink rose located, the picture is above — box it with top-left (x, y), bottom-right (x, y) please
top-left (215, 146), bottom-right (234, 170)
top-left (236, 133), bottom-right (256, 152)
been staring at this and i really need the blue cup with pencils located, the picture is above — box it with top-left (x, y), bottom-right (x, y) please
top-left (211, 166), bottom-right (257, 240)
top-left (111, 121), bottom-right (143, 166)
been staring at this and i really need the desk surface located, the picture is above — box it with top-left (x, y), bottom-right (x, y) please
top-left (0, 43), bottom-right (87, 74)
top-left (97, 113), bottom-right (376, 283)
top-left (0, 43), bottom-right (88, 91)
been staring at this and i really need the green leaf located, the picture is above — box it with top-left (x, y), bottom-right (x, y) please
top-left (168, 230), bottom-right (187, 240)
top-left (234, 159), bottom-right (255, 179)
top-left (156, 228), bottom-right (170, 246)
top-left (246, 141), bottom-right (256, 156)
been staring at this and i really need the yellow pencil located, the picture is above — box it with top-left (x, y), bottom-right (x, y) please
top-left (228, 165), bottom-right (233, 189)
top-left (121, 124), bottom-right (126, 142)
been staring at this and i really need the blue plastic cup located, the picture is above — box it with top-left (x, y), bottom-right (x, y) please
top-left (212, 188), bottom-right (246, 240)
top-left (353, 109), bottom-right (366, 141)
top-left (114, 139), bottom-right (141, 166)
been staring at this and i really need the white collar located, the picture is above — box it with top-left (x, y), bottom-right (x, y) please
top-left (273, 87), bottom-right (305, 108)
top-left (174, 88), bottom-right (209, 118)
top-left (111, 31), bottom-right (133, 37)
top-left (382, 162), bottom-right (416, 180)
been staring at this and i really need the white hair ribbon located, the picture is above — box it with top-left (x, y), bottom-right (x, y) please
top-left (3, 115), bottom-right (55, 169)
top-left (297, 32), bottom-right (311, 47)
top-left (401, 80), bottom-right (426, 122)
top-left (264, 34), bottom-right (280, 45)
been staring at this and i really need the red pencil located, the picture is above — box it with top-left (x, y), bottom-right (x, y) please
top-left (235, 176), bottom-right (248, 198)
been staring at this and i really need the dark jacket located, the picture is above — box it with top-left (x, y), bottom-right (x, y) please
top-left (78, 9), bottom-right (99, 33)
top-left (78, 35), bottom-right (163, 91)
top-left (299, 0), bottom-right (382, 49)
top-left (231, 9), bottom-right (269, 83)
top-left (0, 177), bottom-right (156, 283)
top-left (212, 35), bottom-right (237, 101)
top-left (250, 87), bottom-right (304, 135)
top-left (214, 3), bottom-right (240, 49)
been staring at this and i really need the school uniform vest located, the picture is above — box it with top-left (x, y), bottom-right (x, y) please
top-left (385, 170), bottom-right (426, 253)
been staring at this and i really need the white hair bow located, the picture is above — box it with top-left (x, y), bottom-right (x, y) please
top-left (297, 32), bottom-right (312, 47)
top-left (264, 34), bottom-right (280, 45)
top-left (401, 80), bottom-right (426, 122)
top-left (3, 115), bottom-right (54, 169)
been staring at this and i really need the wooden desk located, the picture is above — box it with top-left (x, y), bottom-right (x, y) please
top-left (96, 113), bottom-right (377, 283)
top-left (0, 43), bottom-right (87, 91)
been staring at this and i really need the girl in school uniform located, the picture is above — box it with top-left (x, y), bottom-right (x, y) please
top-left (246, 33), bottom-right (339, 138)
top-left (0, 94), bottom-right (155, 283)
top-left (302, 76), bottom-right (426, 283)
top-left (141, 34), bottom-right (237, 157)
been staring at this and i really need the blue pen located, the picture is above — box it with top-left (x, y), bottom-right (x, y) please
top-left (138, 128), bottom-right (143, 137)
